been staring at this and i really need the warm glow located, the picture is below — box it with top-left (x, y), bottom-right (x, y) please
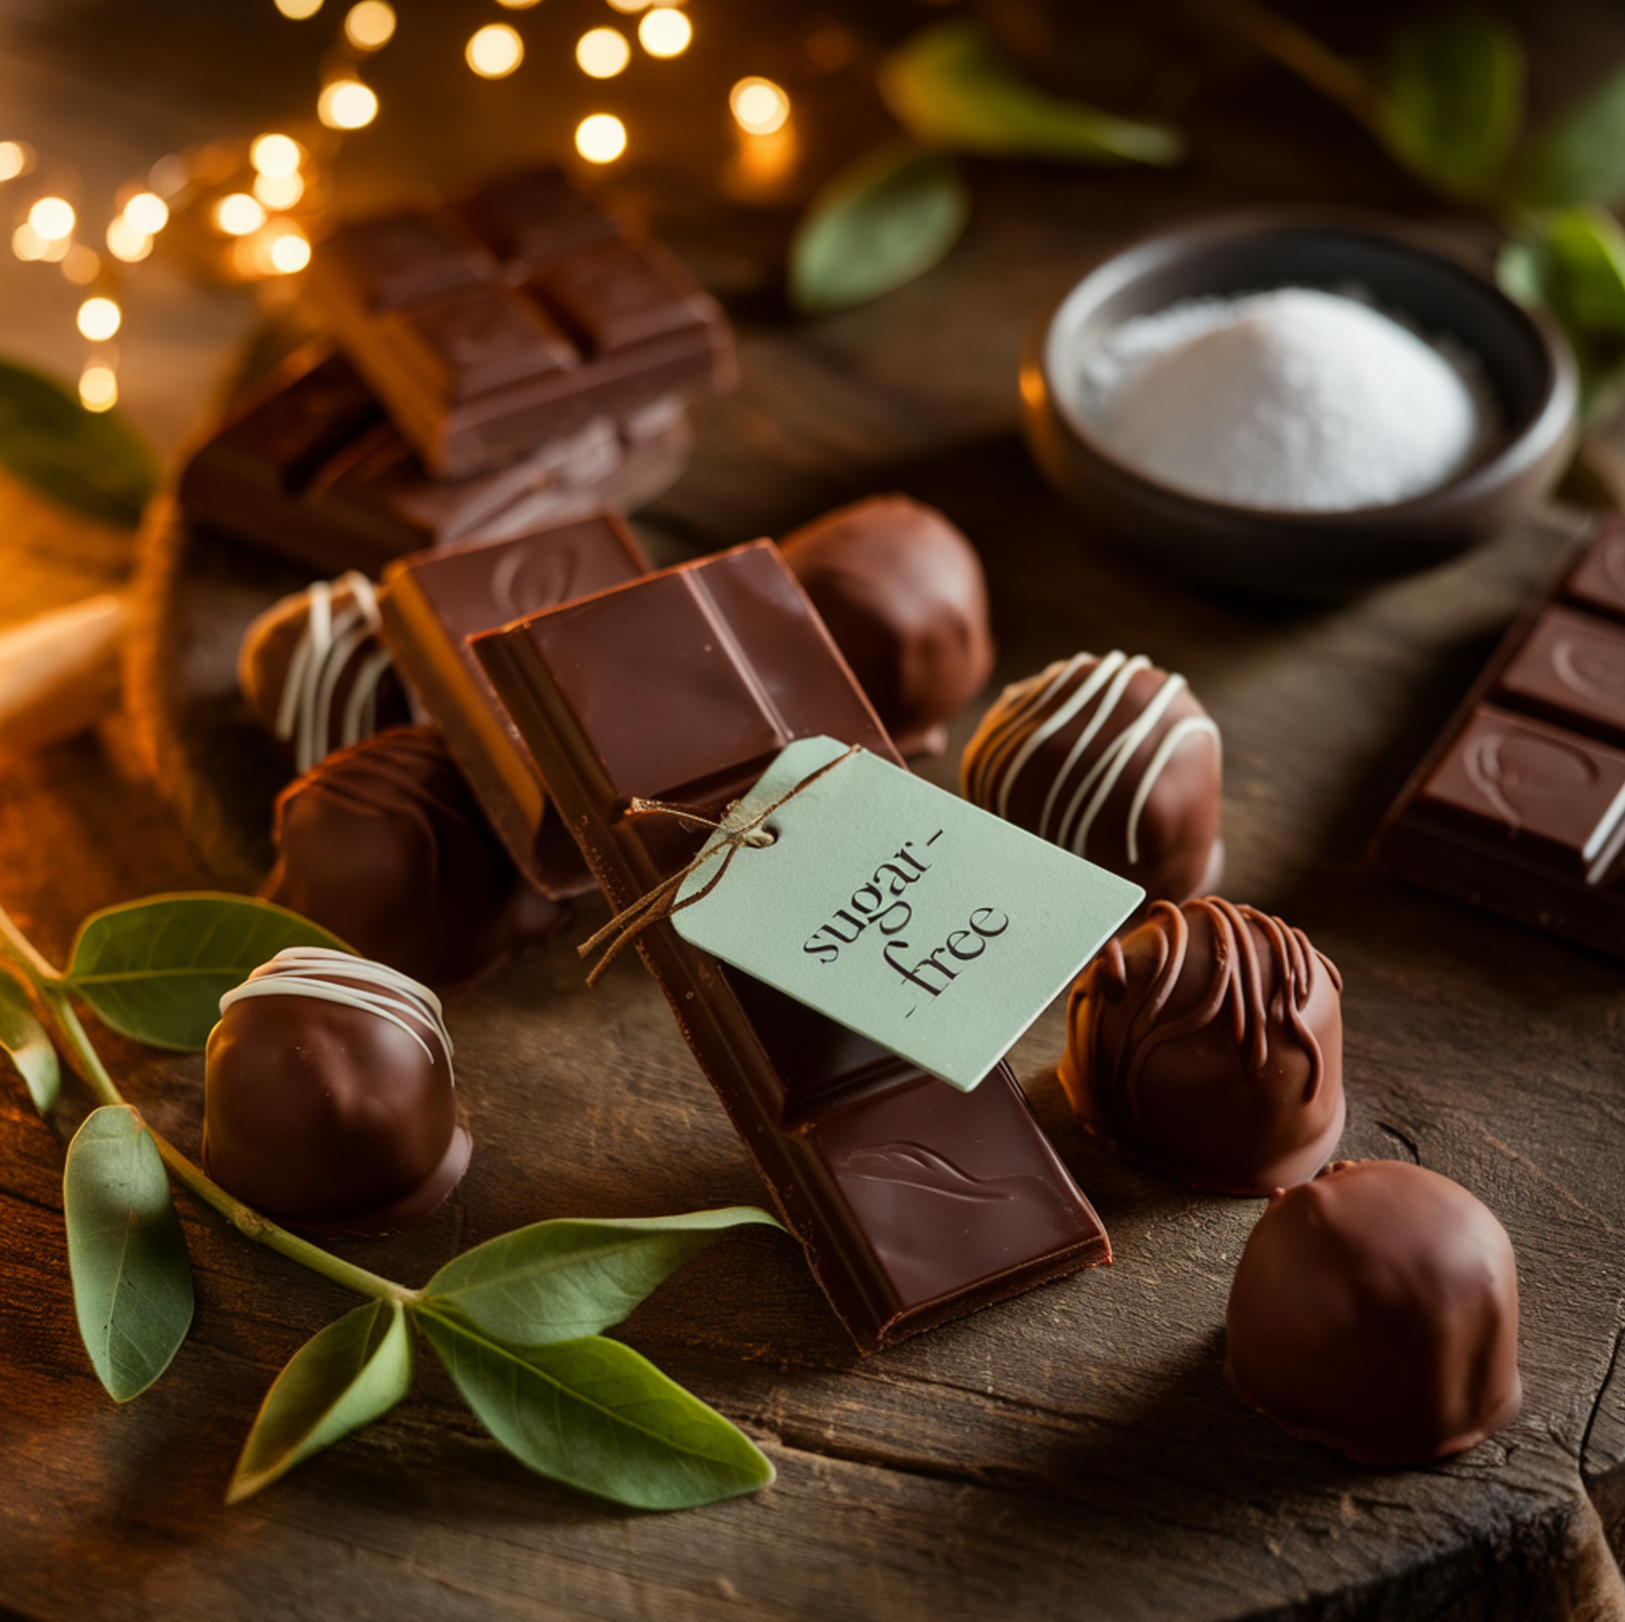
top-left (0, 143), bottom-right (28, 182)
top-left (638, 7), bottom-right (691, 57)
top-left (274, 0), bottom-right (323, 17)
top-left (250, 134), bottom-right (302, 177)
top-left (604, 0), bottom-right (650, 10)
top-left (106, 217), bottom-right (152, 262)
top-left (214, 193), bottom-right (267, 235)
top-left (254, 171), bottom-right (305, 209)
top-left (576, 27), bottom-right (630, 78)
top-left (268, 228), bottom-right (312, 273)
top-left (467, 24), bottom-right (523, 77)
top-left (344, 1), bottom-right (395, 49)
top-left (494, 0), bottom-right (541, 7)
top-left (29, 196), bottom-right (74, 241)
top-left (77, 297), bottom-right (120, 341)
top-left (731, 77), bottom-right (790, 134)
top-left (319, 79), bottom-right (379, 128)
top-left (11, 223), bottom-right (43, 261)
top-left (123, 191), bottom-right (169, 234)
top-left (62, 245), bottom-right (100, 285)
top-left (79, 364), bottom-right (117, 412)
top-left (575, 114), bottom-right (627, 163)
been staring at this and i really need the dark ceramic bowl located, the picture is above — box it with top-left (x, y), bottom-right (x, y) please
top-left (1020, 212), bottom-right (1579, 601)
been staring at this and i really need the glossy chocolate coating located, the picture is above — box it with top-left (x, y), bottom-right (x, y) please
top-left (178, 344), bottom-right (690, 576)
top-left (473, 541), bottom-right (1111, 1352)
top-left (1225, 1160), bottom-right (1522, 1465)
top-left (378, 513), bottom-right (650, 899)
top-left (1060, 896), bottom-right (1344, 1195)
top-left (779, 495), bottom-right (995, 757)
top-left (261, 725), bottom-right (566, 988)
top-left (237, 573), bottom-right (412, 773)
top-left (203, 948), bottom-right (470, 1236)
top-left (961, 650), bottom-right (1222, 904)
top-left (304, 167), bottom-right (734, 478)
top-left (1374, 518), bottom-right (1625, 958)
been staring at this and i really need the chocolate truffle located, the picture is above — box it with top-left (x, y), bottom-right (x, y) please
top-left (261, 724), bottom-right (566, 989)
top-left (960, 650), bottom-right (1222, 904)
top-left (780, 494), bottom-right (994, 756)
top-left (1225, 1160), bottom-right (1523, 1465)
top-left (1060, 896), bottom-right (1344, 1195)
top-left (239, 571), bottom-right (412, 773)
top-left (204, 947), bottom-right (470, 1235)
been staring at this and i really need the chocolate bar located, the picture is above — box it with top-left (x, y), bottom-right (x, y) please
top-left (304, 168), bottom-right (734, 479)
top-left (377, 514), bottom-right (650, 898)
top-left (1373, 518), bottom-right (1625, 957)
top-left (472, 541), bottom-right (1110, 1351)
top-left (178, 344), bottom-right (689, 576)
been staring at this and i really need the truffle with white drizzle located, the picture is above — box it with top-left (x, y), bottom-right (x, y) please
top-left (1060, 896), bottom-right (1344, 1195)
top-left (238, 571), bottom-right (411, 774)
top-left (960, 650), bottom-right (1221, 903)
top-left (203, 946), bottom-right (470, 1235)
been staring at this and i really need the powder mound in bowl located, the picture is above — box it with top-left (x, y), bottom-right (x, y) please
top-left (1079, 287), bottom-right (1494, 512)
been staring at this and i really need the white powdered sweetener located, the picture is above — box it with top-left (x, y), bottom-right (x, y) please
top-left (1074, 287), bottom-right (1495, 512)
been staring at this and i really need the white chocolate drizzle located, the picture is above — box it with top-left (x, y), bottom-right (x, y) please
top-left (274, 573), bottom-right (396, 774)
top-left (218, 947), bottom-right (453, 1075)
top-left (961, 650), bottom-right (1220, 865)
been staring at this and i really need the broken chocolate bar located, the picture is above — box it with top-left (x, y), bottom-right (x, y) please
top-left (304, 167), bottom-right (734, 478)
top-left (178, 344), bottom-right (689, 576)
top-left (473, 540), bottom-right (1110, 1352)
top-left (1373, 517), bottom-right (1625, 957)
top-left (377, 513), bottom-right (651, 898)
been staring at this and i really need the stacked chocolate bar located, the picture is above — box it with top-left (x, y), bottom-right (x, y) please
top-left (178, 166), bottom-right (734, 575)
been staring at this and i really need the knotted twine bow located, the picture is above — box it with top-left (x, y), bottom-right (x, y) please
top-left (579, 743), bottom-right (862, 986)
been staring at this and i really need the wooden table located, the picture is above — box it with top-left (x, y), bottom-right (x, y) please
top-left (6, 3), bottom-right (1625, 1617)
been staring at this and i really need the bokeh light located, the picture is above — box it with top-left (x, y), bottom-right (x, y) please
top-left (268, 228), bottom-right (312, 273)
top-left (250, 134), bottom-right (302, 177)
top-left (79, 364), bottom-right (117, 412)
top-left (0, 143), bottom-right (29, 182)
top-left (77, 297), bottom-right (120, 341)
top-left (62, 245), bottom-right (100, 285)
top-left (344, 1), bottom-right (395, 49)
top-left (254, 171), bottom-right (305, 209)
top-left (319, 79), bottom-right (379, 128)
top-left (123, 191), bottom-right (169, 234)
top-left (731, 77), bottom-right (790, 134)
top-left (639, 8), bottom-right (691, 57)
top-left (274, 0), bottom-right (323, 17)
top-left (467, 24), bottom-right (523, 77)
top-left (575, 114), bottom-right (627, 163)
top-left (494, 0), bottom-right (542, 7)
top-left (605, 0), bottom-right (651, 10)
top-left (28, 197), bottom-right (74, 241)
top-left (106, 217), bottom-right (152, 262)
top-left (214, 193), bottom-right (267, 235)
top-left (577, 28), bottom-right (630, 78)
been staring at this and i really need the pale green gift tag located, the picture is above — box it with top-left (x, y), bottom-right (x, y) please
top-left (670, 735), bottom-right (1143, 1092)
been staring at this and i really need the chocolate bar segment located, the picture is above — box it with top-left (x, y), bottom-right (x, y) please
top-left (473, 540), bottom-right (1110, 1351)
top-left (178, 344), bottom-right (689, 576)
top-left (378, 514), bottom-right (650, 898)
top-left (305, 167), bottom-right (734, 478)
top-left (1374, 518), bottom-right (1625, 956)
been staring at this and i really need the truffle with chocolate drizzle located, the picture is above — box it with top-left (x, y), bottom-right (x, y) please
top-left (203, 946), bottom-right (470, 1235)
top-left (1060, 896), bottom-right (1344, 1194)
top-left (960, 650), bottom-right (1221, 903)
top-left (238, 571), bottom-right (411, 773)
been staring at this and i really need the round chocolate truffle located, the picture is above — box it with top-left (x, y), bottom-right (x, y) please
top-left (780, 494), bottom-right (995, 757)
top-left (1225, 1160), bottom-right (1523, 1465)
top-left (1059, 896), bottom-right (1344, 1195)
top-left (261, 724), bottom-right (565, 989)
top-left (960, 650), bottom-right (1222, 904)
top-left (238, 572), bottom-right (411, 774)
top-left (203, 947), bottom-right (470, 1235)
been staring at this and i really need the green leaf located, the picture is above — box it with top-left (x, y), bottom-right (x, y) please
top-left (1512, 65), bottom-right (1625, 208)
top-left (423, 1207), bottom-right (783, 1346)
top-left (789, 141), bottom-right (969, 314)
top-left (0, 968), bottom-right (58, 1114)
top-left (416, 1308), bottom-right (773, 1509)
top-left (64, 1105), bottom-right (193, 1402)
top-left (0, 359), bottom-right (158, 528)
top-left (228, 1299), bottom-right (415, 1504)
top-left (878, 20), bottom-right (1182, 166)
top-left (1378, 10), bottom-right (1523, 198)
top-left (66, 893), bottom-right (352, 1051)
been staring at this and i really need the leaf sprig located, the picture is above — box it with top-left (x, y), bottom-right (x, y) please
top-left (0, 891), bottom-right (783, 1511)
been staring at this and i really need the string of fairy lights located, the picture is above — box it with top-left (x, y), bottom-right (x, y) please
top-left (1, 0), bottom-right (793, 416)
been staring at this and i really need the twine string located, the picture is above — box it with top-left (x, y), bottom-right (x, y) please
top-left (578, 743), bottom-right (861, 985)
